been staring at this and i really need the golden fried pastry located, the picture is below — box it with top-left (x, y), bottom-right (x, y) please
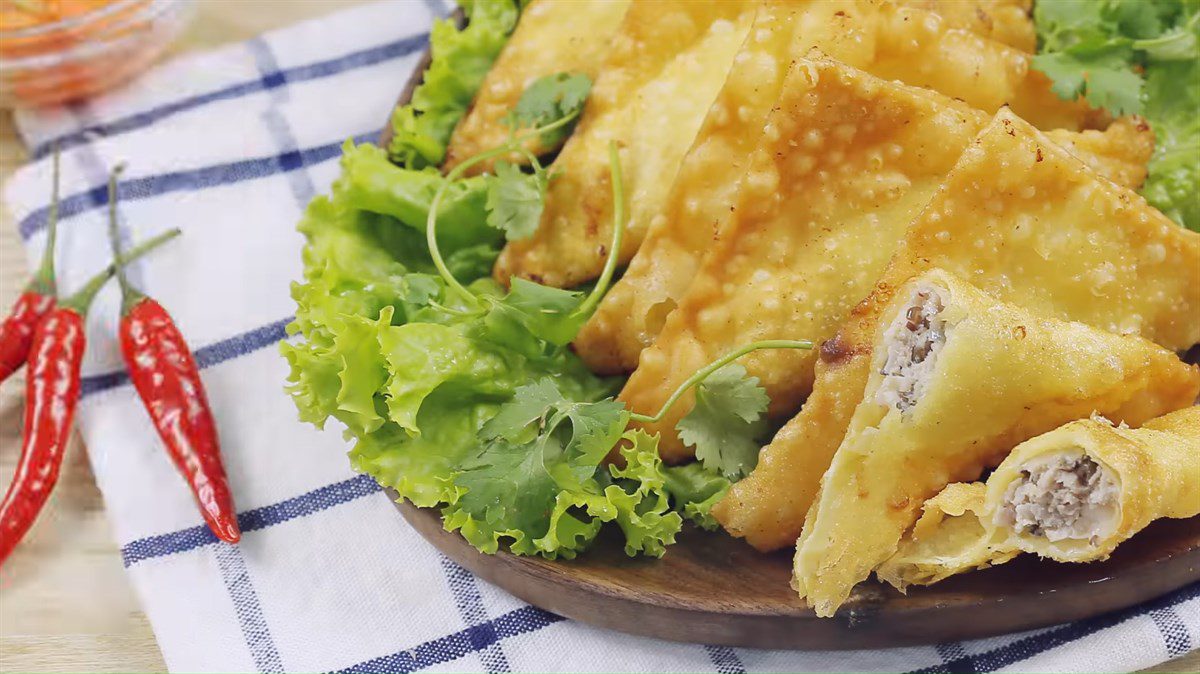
top-left (573, 0), bottom-right (1119, 376)
top-left (493, 0), bottom-right (1087, 294)
top-left (790, 270), bottom-right (1199, 617)
top-left (906, 0), bottom-right (1036, 51)
top-left (878, 407), bottom-right (1200, 590)
top-left (876, 482), bottom-right (1016, 590)
top-left (714, 109), bottom-right (1198, 552)
top-left (443, 0), bottom-right (632, 174)
top-left (492, 0), bottom-right (759, 288)
top-left (617, 59), bottom-right (1153, 464)
top-left (994, 407), bottom-right (1200, 561)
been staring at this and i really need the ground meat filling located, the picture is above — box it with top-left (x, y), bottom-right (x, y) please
top-left (997, 451), bottom-right (1120, 545)
top-left (875, 285), bottom-right (949, 413)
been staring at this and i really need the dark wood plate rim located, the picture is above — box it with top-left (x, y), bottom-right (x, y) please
top-left (377, 9), bottom-right (1200, 650)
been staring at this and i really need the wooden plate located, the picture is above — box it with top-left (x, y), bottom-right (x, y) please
top-left (381, 13), bottom-right (1200, 649)
top-left (395, 499), bottom-right (1200, 649)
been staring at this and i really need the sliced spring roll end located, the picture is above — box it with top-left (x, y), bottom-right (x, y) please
top-left (995, 448), bottom-right (1122, 554)
top-left (986, 409), bottom-right (1200, 563)
top-left (875, 281), bottom-right (953, 414)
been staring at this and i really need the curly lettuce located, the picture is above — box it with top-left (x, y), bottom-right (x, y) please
top-left (388, 0), bottom-right (522, 168)
top-left (285, 133), bottom-right (715, 558)
top-left (287, 6), bottom-right (759, 560)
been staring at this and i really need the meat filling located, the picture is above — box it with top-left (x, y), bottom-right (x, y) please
top-left (876, 285), bottom-right (949, 413)
top-left (997, 450), bottom-right (1120, 545)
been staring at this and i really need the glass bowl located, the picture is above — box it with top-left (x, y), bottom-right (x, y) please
top-left (0, 0), bottom-right (195, 108)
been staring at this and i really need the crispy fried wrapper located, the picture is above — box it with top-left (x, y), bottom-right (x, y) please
top-left (618, 55), bottom-right (985, 462)
top-left (443, 0), bottom-right (631, 174)
top-left (492, 0), bottom-right (758, 288)
top-left (990, 406), bottom-right (1200, 561)
top-left (617, 58), bottom-right (1151, 463)
top-left (574, 0), bottom-right (1098, 375)
top-left (876, 483), bottom-right (1016, 591)
top-left (714, 109), bottom-right (1198, 553)
top-left (906, 0), bottom-right (1036, 52)
top-left (878, 407), bottom-right (1200, 590)
top-left (790, 269), bottom-right (1199, 617)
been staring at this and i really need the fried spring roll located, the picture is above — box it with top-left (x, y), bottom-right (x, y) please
top-left (573, 0), bottom-right (1119, 375)
top-left (876, 483), bottom-right (1016, 590)
top-left (494, 0), bottom-right (1084, 294)
top-left (790, 270), bottom-right (1199, 617)
top-left (994, 407), bottom-right (1200, 561)
top-left (878, 407), bottom-right (1200, 590)
top-left (906, 0), bottom-right (1036, 52)
top-left (443, 0), bottom-right (632, 174)
top-left (714, 109), bottom-right (1198, 552)
top-left (492, 0), bottom-right (759, 289)
top-left (616, 59), bottom-right (1151, 464)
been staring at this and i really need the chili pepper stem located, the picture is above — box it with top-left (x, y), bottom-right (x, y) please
top-left (27, 147), bottom-right (61, 296)
top-left (57, 228), bottom-right (181, 316)
top-left (104, 165), bottom-right (148, 317)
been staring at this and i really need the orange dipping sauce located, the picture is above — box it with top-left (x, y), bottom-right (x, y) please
top-left (0, 0), bottom-right (193, 107)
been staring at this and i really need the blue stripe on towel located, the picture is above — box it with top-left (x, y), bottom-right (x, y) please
top-left (214, 544), bottom-right (286, 673)
top-left (29, 32), bottom-right (428, 159)
top-left (1150, 605), bottom-right (1193, 657)
top-left (440, 558), bottom-right (511, 673)
top-left (334, 606), bottom-right (564, 674)
top-left (911, 583), bottom-right (1200, 674)
top-left (121, 474), bottom-right (382, 566)
top-left (704, 646), bottom-right (746, 674)
top-left (19, 131), bottom-right (376, 240)
top-left (248, 38), bottom-right (320, 208)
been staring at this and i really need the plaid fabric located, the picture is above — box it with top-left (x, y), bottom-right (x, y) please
top-left (3, 1), bottom-right (1196, 672)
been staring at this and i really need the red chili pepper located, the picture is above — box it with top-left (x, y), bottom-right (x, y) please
top-left (0, 304), bottom-right (85, 563)
top-left (0, 227), bottom-right (181, 565)
top-left (106, 171), bottom-right (241, 544)
top-left (0, 149), bottom-right (61, 385)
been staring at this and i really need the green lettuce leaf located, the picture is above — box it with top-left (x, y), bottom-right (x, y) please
top-left (388, 0), bottom-right (522, 168)
top-left (662, 463), bottom-right (732, 531)
top-left (1141, 22), bottom-right (1200, 231)
top-left (287, 6), bottom-right (743, 561)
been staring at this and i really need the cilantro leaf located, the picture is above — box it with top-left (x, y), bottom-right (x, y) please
top-left (676, 364), bottom-right (769, 480)
top-left (1032, 0), bottom-right (1200, 229)
top-left (506, 72), bottom-right (592, 130)
top-left (489, 278), bottom-right (587, 346)
top-left (1083, 61), bottom-right (1145, 113)
top-left (479, 378), bottom-right (563, 442)
top-left (445, 397), bottom-right (655, 559)
top-left (557, 398), bottom-right (628, 478)
top-left (485, 161), bottom-right (545, 241)
top-left (453, 435), bottom-right (561, 541)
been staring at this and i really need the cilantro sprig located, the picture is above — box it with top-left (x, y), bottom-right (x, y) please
top-left (1032, 0), bottom-right (1199, 230)
top-left (628, 340), bottom-right (811, 480)
top-left (1032, 0), bottom-right (1198, 115)
top-left (426, 72), bottom-right (593, 301)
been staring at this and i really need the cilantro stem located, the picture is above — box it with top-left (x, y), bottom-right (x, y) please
top-left (574, 141), bottom-right (624, 319)
top-left (425, 111), bottom-right (584, 306)
top-left (628, 339), bottom-right (813, 424)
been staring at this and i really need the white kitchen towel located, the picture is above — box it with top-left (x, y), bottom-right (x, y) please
top-left (3, 1), bottom-right (1197, 672)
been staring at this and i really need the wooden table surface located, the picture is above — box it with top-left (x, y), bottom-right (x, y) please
top-left (0, 1), bottom-right (1195, 672)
